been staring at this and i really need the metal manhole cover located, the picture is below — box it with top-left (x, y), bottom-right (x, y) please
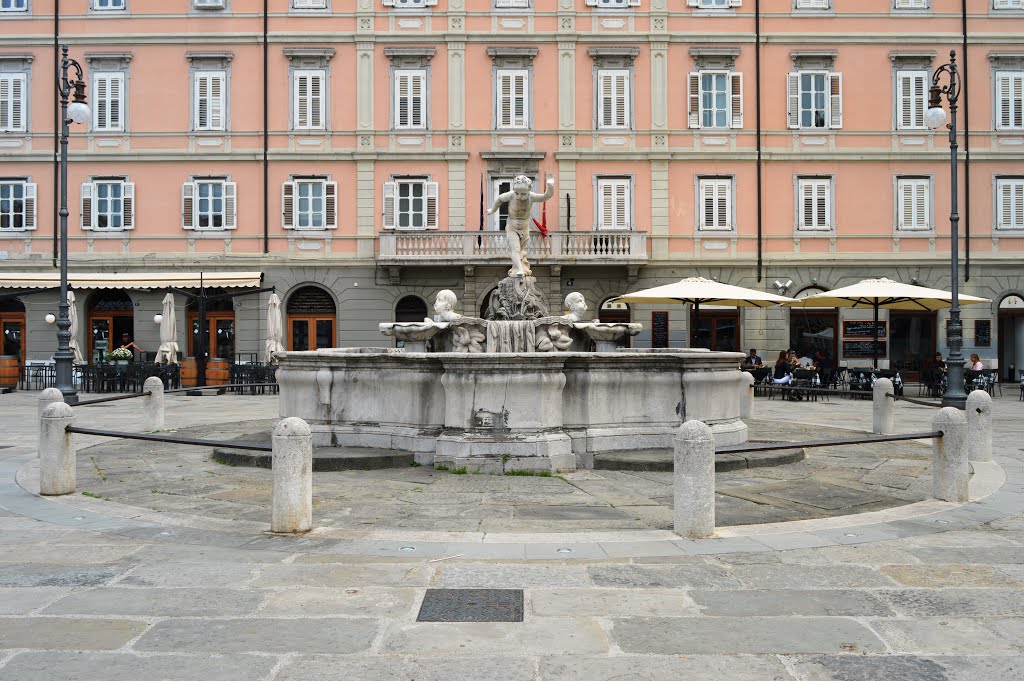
top-left (417, 588), bottom-right (524, 623)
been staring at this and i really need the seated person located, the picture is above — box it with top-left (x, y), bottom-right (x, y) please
top-left (743, 348), bottom-right (763, 367)
top-left (923, 352), bottom-right (946, 395)
top-left (813, 350), bottom-right (834, 384)
top-left (970, 353), bottom-right (984, 371)
top-left (118, 332), bottom-right (144, 360)
top-left (772, 351), bottom-right (793, 385)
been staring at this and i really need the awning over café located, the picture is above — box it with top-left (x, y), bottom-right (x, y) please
top-left (0, 271), bottom-right (263, 290)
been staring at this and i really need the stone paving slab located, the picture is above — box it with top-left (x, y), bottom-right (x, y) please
top-left (878, 588), bottom-right (1024, 617)
top-left (275, 656), bottom-right (539, 681)
top-left (0, 617), bottom-right (148, 650)
top-left (378, 619), bottom-right (609, 655)
top-left (529, 588), bottom-right (699, 617)
top-left (41, 587), bottom-right (266, 617)
top-left (870, 618), bottom-right (1024, 655)
top-left (260, 586), bottom-right (419, 618)
top-left (538, 655), bottom-right (796, 681)
top-left (133, 617), bottom-right (380, 654)
top-left (690, 589), bottom-right (895, 617)
top-left (0, 653), bottom-right (279, 681)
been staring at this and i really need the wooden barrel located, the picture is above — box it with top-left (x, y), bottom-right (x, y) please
top-left (0, 355), bottom-right (18, 389)
top-left (206, 358), bottom-right (229, 386)
top-left (180, 357), bottom-right (197, 388)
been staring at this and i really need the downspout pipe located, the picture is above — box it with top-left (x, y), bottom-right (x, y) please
top-left (52, 0), bottom-right (59, 268)
top-left (755, 0), bottom-right (763, 283)
top-left (962, 0), bottom-right (970, 281)
top-left (263, 0), bottom-right (269, 255)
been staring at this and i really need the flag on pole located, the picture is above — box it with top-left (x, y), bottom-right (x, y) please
top-left (532, 200), bottom-right (548, 238)
top-left (478, 176), bottom-right (484, 247)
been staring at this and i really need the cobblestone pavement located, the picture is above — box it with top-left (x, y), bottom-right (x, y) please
top-left (0, 388), bottom-right (1022, 680)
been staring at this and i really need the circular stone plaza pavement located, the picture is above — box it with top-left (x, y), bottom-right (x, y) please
top-left (0, 388), bottom-right (1023, 681)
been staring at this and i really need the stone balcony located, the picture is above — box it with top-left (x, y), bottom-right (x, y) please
top-left (377, 230), bottom-right (649, 267)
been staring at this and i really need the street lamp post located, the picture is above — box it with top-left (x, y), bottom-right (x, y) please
top-left (925, 49), bottom-right (966, 410)
top-left (55, 46), bottom-right (90, 404)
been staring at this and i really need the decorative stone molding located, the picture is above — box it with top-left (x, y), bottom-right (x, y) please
top-left (888, 51), bottom-right (935, 70)
top-left (283, 48), bottom-right (334, 68)
top-left (989, 52), bottom-right (1024, 70)
top-left (186, 51), bottom-right (233, 70)
top-left (480, 151), bottom-right (545, 176)
top-left (690, 47), bottom-right (741, 70)
top-left (384, 46), bottom-right (436, 68)
top-left (84, 52), bottom-right (132, 70)
top-left (790, 50), bottom-right (837, 70)
top-left (587, 46), bottom-right (640, 69)
top-left (486, 46), bottom-right (538, 69)
top-left (0, 54), bottom-right (33, 73)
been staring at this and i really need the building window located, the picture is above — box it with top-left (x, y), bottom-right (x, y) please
top-left (292, 0), bottom-right (327, 8)
top-left (597, 69), bottom-right (630, 129)
top-left (895, 70), bottom-right (928, 130)
top-left (896, 177), bottom-right (931, 231)
top-left (92, 72), bottom-right (124, 132)
top-left (797, 177), bottom-right (832, 231)
top-left (795, 0), bottom-right (829, 8)
top-left (585, 0), bottom-right (640, 8)
top-left (491, 178), bottom-right (513, 230)
top-left (193, 71), bottom-right (226, 131)
top-left (597, 177), bottom-right (631, 230)
top-left (0, 180), bottom-right (35, 231)
top-left (997, 177), bottom-right (1024, 230)
top-left (92, 0), bottom-right (125, 9)
top-left (688, 0), bottom-right (741, 8)
top-left (994, 0), bottom-right (1024, 9)
top-left (194, 0), bottom-right (226, 10)
top-left (394, 69), bottom-right (427, 130)
top-left (282, 178), bottom-right (336, 230)
top-left (0, 73), bottom-right (25, 132)
top-left (382, 178), bottom-right (438, 230)
top-left (81, 179), bottom-right (134, 231)
top-left (292, 70), bottom-right (325, 130)
top-left (0, 1), bottom-right (27, 12)
top-left (496, 69), bottom-right (529, 130)
top-left (787, 71), bottom-right (842, 129)
top-left (893, 0), bottom-right (929, 9)
top-left (182, 179), bottom-right (236, 230)
top-left (996, 71), bottom-right (1023, 130)
top-left (698, 178), bottom-right (733, 231)
top-left (688, 71), bottom-right (742, 129)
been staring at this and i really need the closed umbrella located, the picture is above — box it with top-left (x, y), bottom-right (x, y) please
top-left (783, 277), bottom-right (990, 368)
top-left (612, 277), bottom-right (795, 348)
top-left (155, 293), bottom-right (180, 365)
top-left (66, 291), bottom-right (83, 364)
top-left (266, 293), bottom-right (285, 364)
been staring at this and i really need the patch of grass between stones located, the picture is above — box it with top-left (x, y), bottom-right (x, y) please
top-left (504, 470), bottom-right (553, 477)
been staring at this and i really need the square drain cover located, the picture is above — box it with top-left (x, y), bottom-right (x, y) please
top-left (417, 588), bottom-right (524, 623)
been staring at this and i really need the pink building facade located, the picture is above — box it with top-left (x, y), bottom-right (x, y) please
top-left (1, 0), bottom-right (1023, 380)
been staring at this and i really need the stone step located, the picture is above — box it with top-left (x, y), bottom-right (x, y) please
top-left (212, 439), bottom-right (415, 472)
top-left (594, 444), bottom-right (805, 472)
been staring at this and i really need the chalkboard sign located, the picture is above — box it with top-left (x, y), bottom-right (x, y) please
top-left (843, 320), bottom-right (887, 339)
top-left (843, 340), bottom-right (886, 358)
top-left (975, 319), bottom-right (992, 347)
top-left (652, 311), bottom-right (669, 348)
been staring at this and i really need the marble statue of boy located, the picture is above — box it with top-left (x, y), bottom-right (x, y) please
top-left (563, 292), bottom-right (588, 322)
top-left (433, 289), bottom-right (463, 322)
top-left (486, 173), bottom-right (555, 278)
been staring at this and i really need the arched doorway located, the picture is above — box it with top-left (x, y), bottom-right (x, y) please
top-left (789, 286), bottom-right (837, 362)
top-left (187, 289), bottom-right (235, 360)
top-left (88, 290), bottom-right (134, 363)
top-left (286, 286), bottom-right (336, 350)
top-left (395, 295), bottom-right (428, 323)
top-left (998, 294), bottom-right (1024, 381)
top-left (599, 298), bottom-right (632, 348)
top-left (0, 296), bottom-right (25, 361)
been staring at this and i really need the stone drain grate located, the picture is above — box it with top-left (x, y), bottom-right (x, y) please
top-left (417, 588), bottom-right (524, 623)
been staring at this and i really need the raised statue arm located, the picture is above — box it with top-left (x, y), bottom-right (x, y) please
top-left (530, 173), bottom-right (555, 203)
top-left (487, 191), bottom-right (512, 215)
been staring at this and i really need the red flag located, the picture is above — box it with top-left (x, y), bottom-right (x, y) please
top-left (532, 200), bottom-right (548, 238)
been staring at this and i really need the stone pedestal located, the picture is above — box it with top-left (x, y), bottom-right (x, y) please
top-left (488, 276), bottom-right (549, 320)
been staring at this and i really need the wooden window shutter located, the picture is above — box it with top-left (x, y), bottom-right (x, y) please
top-left (498, 71), bottom-right (511, 127)
top-left (282, 181), bottom-right (295, 229)
top-left (182, 182), bottom-right (195, 229)
top-left (382, 181), bottom-right (396, 229)
top-left (195, 74), bottom-right (208, 129)
top-left (223, 181), bottom-right (237, 229)
top-left (616, 181), bottom-right (629, 230)
top-left (915, 182), bottom-right (928, 228)
top-left (94, 76), bottom-right (108, 129)
top-left (688, 72), bottom-right (701, 128)
top-left (8, 74), bottom-right (22, 131)
top-left (615, 72), bottom-right (628, 128)
top-left (599, 72), bottom-right (611, 127)
top-left (829, 72), bottom-right (843, 129)
top-left (122, 182), bottom-right (135, 229)
top-left (897, 72), bottom-right (911, 129)
top-left (0, 76), bottom-right (9, 130)
top-left (599, 182), bottom-right (612, 229)
top-left (23, 182), bottom-right (36, 229)
top-left (787, 73), bottom-right (800, 129)
top-left (817, 182), bottom-right (829, 228)
top-left (81, 182), bottom-right (93, 229)
top-left (425, 181), bottom-right (438, 229)
top-left (702, 181), bottom-right (715, 229)
top-left (109, 73), bottom-right (123, 130)
top-left (310, 72), bottom-right (323, 129)
top-left (730, 72), bottom-right (743, 128)
top-left (294, 73), bottom-right (307, 128)
top-left (324, 181), bottom-right (337, 229)
top-left (899, 181), bottom-right (912, 228)
top-left (210, 73), bottom-right (224, 130)
top-left (514, 72), bottom-right (527, 128)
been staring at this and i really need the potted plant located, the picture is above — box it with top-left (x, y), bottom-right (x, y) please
top-left (106, 348), bottom-right (133, 365)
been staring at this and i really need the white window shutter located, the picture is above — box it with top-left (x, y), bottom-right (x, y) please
top-left (702, 181), bottom-right (715, 229)
top-left (916, 182), bottom-right (928, 228)
top-left (310, 73), bottom-right (323, 129)
top-left (223, 181), bottom-right (237, 229)
top-left (10, 74), bottom-right (23, 131)
top-left (787, 72), bottom-right (800, 129)
top-left (688, 72), bottom-right (701, 128)
top-left (911, 72), bottom-right (925, 128)
top-left (617, 181), bottom-right (630, 230)
top-left (730, 72), bottom-right (743, 129)
top-left (81, 182), bottom-right (93, 230)
top-left (599, 182), bottom-right (612, 229)
top-left (818, 182), bottom-right (830, 228)
top-left (23, 182), bottom-right (36, 230)
top-left (599, 72), bottom-right (612, 127)
top-left (324, 181), bottom-right (337, 229)
top-left (182, 182), bottom-right (195, 229)
top-left (0, 77), bottom-right (9, 130)
top-left (425, 181), bottom-right (438, 229)
top-left (382, 181), bottom-right (396, 229)
top-left (829, 72), bottom-right (843, 129)
top-left (282, 181), bottom-right (295, 229)
top-left (122, 182), bottom-right (135, 230)
top-left (109, 73), bottom-right (123, 130)
top-left (897, 72), bottom-right (911, 129)
top-left (497, 71), bottom-right (511, 128)
top-left (899, 181), bottom-right (911, 229)
top-left (94, 76), bottom-right (108, 129)
top-left (615, 72), bottom-right (628, 128)
top-left (210, 73), bottom-right (224, 130)
top-left (514, 71), bottom-right (527, 128)
top-left (294, 73), bottom-right (306, 129)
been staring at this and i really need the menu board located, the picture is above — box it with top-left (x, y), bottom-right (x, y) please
top-left (843, 340), bottom-right (886, 358)
top-left (843, 320), bottom-right (887, 339)
top-left (975, 319), bottom-right (992, 347)
top-left (652, 311), bottom-right (669, 348)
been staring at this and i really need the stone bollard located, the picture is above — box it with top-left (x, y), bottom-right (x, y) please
top-left (966, 389), bottom-right (993, 463)
top-left (872, 377), bottom-right (895, 435)
top-left (673, 419), bottom-right (716, 538)
top-left (932, 407), bottom-right (969, 503)
top-left (37, 387), bottom-right (64, 455)
top-left (739, 372), bottom-right (755, 420)
top-left (272, 417), bottom-right (313, 533)
top-left (39, 402), bottom-right (75, 496)
top-left (142, 376), bottom-right (165, 432)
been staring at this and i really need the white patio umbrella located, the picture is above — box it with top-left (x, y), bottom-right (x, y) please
top-left (66, 291), bottom-right (83, 364)
top-left (611, 277), bottom-right (796, 348)
top-left (265, 293), bottom-right (285, 364)
top-left (154, 293), bottom-right (180, 365)
top-left (783, 277), bottom-right (990, 368)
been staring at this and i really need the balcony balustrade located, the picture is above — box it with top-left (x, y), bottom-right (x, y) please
top-left (377, 230), bottom-right (648, 265)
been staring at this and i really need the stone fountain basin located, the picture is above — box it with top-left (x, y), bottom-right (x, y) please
top-left (277, 348), bottom-right (747, 472)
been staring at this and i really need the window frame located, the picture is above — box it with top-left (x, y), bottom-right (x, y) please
top-left (688, 70), bottom-right (743, 129)
top-left (696, 177), bottom-right (734, 232)
top-left (995, 70), bottom-right (1024, 131)
top-left (291, 68), bottom-right (326, 131)
top-left (92, 71), bottom-right (125, 133)
top-left (0, 72), bottom-right (27, 133)
top-left (91, 0), bottom-right (126, 11)
top-left (795, 176), bottom-right (834, 232)
top-left (82, 178), bottom-right (134, 232)
top-left (895, 176), bottom-right (933, 232)
top-left (382, 177), bottom-right (438, 231)
top-left (596, 68), bottom-right (631, 130)
top-left (895, 70), bottom-right (928, 131)
top-left (0, 179), bottom-right (35, 232)
top-left (495, 68), bottom-right (530, 130)
top-left (787, 70), bottom-right (842, 130)
top-left (595, 176), bottom-right (632, 231)
top-left (0, 0), bottom-right (28, 13)
top-left (282, 177), bottom-right (337, 231)
top-left (996, 176), bottom-right (1024, 231)
top-left (193, 70), bottom-right (227, 132)
top-left (182, 177), bottom-right (237, 231)
top-left (393, 68), bottom-right (428, 131)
